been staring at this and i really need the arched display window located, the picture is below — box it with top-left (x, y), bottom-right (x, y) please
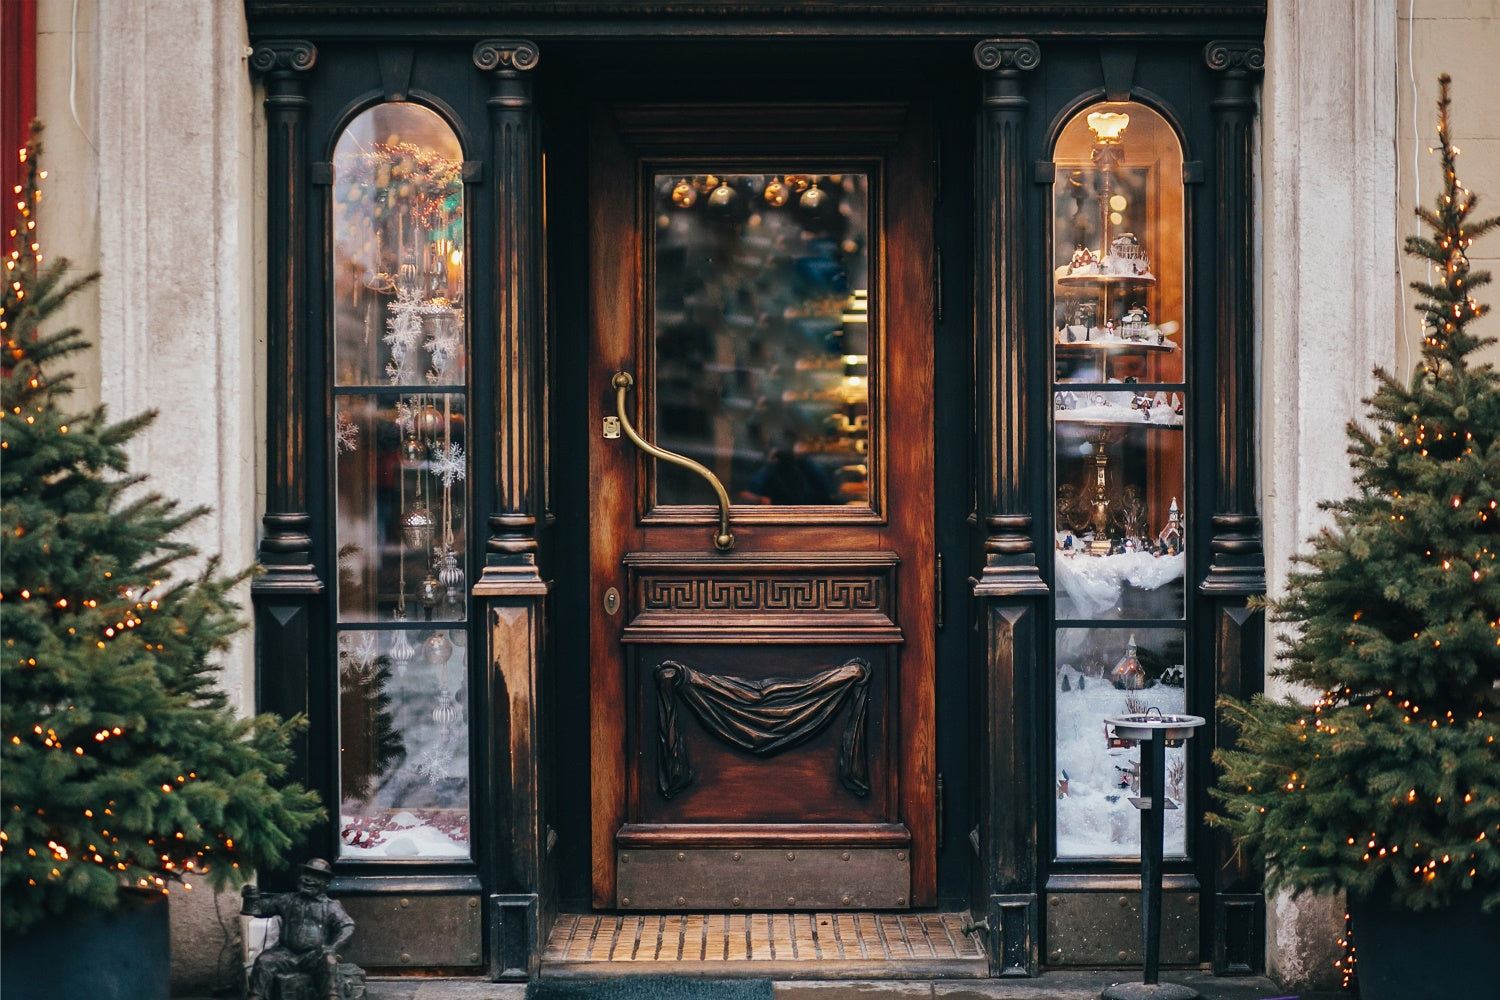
top-left (1048, 101), bottom-right (1190, 861)
top-left (328, 102), bottom-right (471, 862)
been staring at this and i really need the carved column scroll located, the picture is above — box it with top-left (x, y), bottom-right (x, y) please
top-left (249, 39), bottom-right (321, 791)
top-left (473, 39), bottom-right (546, 587)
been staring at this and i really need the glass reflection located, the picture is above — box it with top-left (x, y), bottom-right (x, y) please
top-left (338, 628), bottom-right (470, 860)
top-left (652, 172), bottom-right (871, 507)
top-left (330, 103), bottom-right (470, 860)
top-left (1054, 627), bottom-right (1188, 860)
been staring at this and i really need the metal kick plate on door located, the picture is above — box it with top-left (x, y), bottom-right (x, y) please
top-left (616, 848), bottom-right (910, 910)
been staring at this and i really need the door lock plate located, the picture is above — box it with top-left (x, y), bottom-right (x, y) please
top-left (602, 416), bottom-right (621, 439)
top-left (603, 586), bottom-right (621, 616)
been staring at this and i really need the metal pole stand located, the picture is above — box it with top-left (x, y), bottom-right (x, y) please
top-left (1100, 710), bottom-right (1205, 1000)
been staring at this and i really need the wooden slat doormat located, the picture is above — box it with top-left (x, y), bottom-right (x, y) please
top-left (541, 912), bottom-right (987, 979)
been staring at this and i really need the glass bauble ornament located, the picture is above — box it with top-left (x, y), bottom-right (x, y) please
top-left (389, 626), bottom-right (416, 674)
top-left (439, 548), bottom-right (466, 608)
top-left (416, 404), bottom-right (444, 441)
top-left (432, 688), bottom-right (460, 726)
top-left (800, 183), bottom-right (826, 210)
top-left (401, 502), bottom-right (435, 550)
top-left (400, 435), bottom-right (426, 466)
top-left (418, 573), bottom-right (442, 609)
top-left (424, 630), bottom-right (453, 665)
top-left (671, 179), bottom-right (696, 208)
top-left (763, 177), bottom-right (788, 207)
top-left (708, 182), bottom-right (734, 207)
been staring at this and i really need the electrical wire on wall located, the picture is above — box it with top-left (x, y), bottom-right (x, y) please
top-left (70, 0), bottom-right (97, 154)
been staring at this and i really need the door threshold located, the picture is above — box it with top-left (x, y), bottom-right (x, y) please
top-left (541, 911), bottom-right (987, 979)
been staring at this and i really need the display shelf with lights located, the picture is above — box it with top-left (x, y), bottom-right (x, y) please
top-left (1049, 101), bottom-right (1192, 862)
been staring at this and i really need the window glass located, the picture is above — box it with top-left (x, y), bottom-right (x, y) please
top-left (1051, 103), bottom-right (1188, 861)
top-left (652, 171), bottom-right (871, 508)
top-left (330, 103), bottom-right (470, 861)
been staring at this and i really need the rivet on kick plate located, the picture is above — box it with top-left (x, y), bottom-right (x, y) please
top-left (732, 897), bottom-right (743, 907)
top-left (677, 852), bottom-right (686, 861)
top-left (841, 852), bottom-right (850, 861)
top-left (786, 852), bottom-right (795, 861)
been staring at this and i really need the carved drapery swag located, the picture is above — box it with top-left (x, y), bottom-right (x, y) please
top-left (655, 659), bottom-right (872, 799)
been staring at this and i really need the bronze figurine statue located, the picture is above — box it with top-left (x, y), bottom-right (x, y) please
top-left (241, 858), bottom-right (365, 1000)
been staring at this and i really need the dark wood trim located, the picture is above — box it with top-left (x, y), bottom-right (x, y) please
top-left (250, 41), bottom-right (324, 803)
top-left (974, 604), bottom-right (1040, 975)
top-left (617, 823), bottom-right (912, 846)
top-left (1200, 39), bottom-right (1264, 596)
top-left (972, 39), bottom-right (1048, 598)
top-left (474, 39), bottom-right (547, 585)
top-left (247, 1), bottom-right (1267, 35)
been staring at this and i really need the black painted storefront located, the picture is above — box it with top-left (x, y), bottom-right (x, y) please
top-left (245, 1), bottom-right (1266, 981)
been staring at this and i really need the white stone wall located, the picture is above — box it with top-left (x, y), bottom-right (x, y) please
top-left (1261, 0), bottom-right (1399, 988)
top-left (1396, 1), bottom-right (1500, 369)
top-left (1260, 0), bottom-right (1498, 988)
top-left (35, 0), bottom-right (262, 992)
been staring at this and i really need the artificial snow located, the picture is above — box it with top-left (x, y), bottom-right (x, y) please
top-left (1055, 670), bottom-right (1189, 859)
top-left (1055, 550), bottom-right (1185, 619)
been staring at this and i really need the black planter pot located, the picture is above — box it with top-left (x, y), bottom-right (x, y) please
top-left (0, 891), bottom-right (170, 1000)
top-left (1348, 886), bottom-right (1500, 1000)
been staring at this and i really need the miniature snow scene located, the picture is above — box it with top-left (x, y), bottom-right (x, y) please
top-left (1055, 628), bottom-right (1188, 858)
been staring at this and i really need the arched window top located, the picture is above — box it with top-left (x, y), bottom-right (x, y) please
top-left (332, 102), bottom-right (465, 387)
top-left (1052, 100), bottom-right (1182, 167)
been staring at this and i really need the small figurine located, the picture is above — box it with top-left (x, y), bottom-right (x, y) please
top-left (242, 859), bottom-right (365, 1000)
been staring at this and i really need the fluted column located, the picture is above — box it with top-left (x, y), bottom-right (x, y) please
top-left (970, 38), bottom-right (1043, 979)
top-left (1202, 39), bottom-right (1266, 595)
top-left (1203, 38), bottom-right (1268, 976)
top-left (248, 40), bottom-right (320, 795)
top-left (473, 39), bottom-right (547, 590)
top-left (973, 39), bottom-right (1048, 597)
top-left (472, 39), bottom-right (551, 982)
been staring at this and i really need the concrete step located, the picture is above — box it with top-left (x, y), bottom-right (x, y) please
top-left (177, 972), bottom-right (1339, 1000)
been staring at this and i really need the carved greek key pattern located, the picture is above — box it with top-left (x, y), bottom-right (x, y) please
top-left (641, 576), bottom-right (884, 613)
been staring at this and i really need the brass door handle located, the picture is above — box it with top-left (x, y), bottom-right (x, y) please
top-left (611, 372), bottom-right (734, 552)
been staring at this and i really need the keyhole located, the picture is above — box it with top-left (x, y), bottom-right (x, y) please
top-left (603, 587), bottom-right (620, 616)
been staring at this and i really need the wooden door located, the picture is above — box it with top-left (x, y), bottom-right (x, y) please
top-left (588, 103), bottom-right (935, 911)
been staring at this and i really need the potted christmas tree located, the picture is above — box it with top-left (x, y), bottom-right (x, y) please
top-left (0, 127), bottom-right (322, 998)
top-left (1209, 77), bottom-right (1499, 999)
